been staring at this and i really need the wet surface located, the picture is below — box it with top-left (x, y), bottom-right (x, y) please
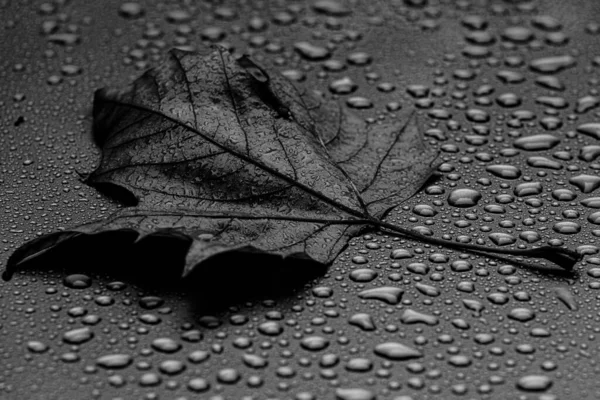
top-left (2, 0), bottom-right (600, 399)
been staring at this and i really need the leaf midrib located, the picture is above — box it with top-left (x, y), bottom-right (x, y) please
top-left (97, 97), bottom-right (369, 222)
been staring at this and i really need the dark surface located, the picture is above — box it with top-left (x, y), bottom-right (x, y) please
top-left (2, 0), bottom-right (600, 399)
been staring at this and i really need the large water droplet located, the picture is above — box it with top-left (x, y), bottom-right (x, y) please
top-left (348, 313), bottom-right (376, 331)
top-left (508, 308), bottom-right (535, 322)
top-left (63, 274), bottom-right (92, 289)
top-left (569, 174), bottom-right (600, 193)
top-left (294, 41), bottom-right (330, 60)
top-left (96, 354), bottom-right (132, 369)
top-left (374, 342), bottom-right (422, 361)
top-left (514, 134), bottom-right (560, 151)
top-left (486, 164), bottom-right (521, 179)
top-left (335, 388), bottom-right (375, 400)
top-left (447, 188), bottom-right (482, 207)
top-left (529, 55), bottom-right (576, 74)
top-left (577, 123), bottom-right (600, 140)
top-left (63, 327), bottom-right (94, 344)
top-left (400, 309), bottom-right (438, 325)
top-left (358, 287), bottom-right (403, 304)
top-left (517, 375), bottom-right (553, 391)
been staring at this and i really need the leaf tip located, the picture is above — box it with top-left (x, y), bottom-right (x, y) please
top-left (2, 269), bottom-right (13, 281)
top-left (530, 246), bottom-right (582, 271)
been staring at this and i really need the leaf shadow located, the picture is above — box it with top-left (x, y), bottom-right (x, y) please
top-left (8, 233), bottom-right (327, 314)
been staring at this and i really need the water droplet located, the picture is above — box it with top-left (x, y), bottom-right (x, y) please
top-left (508, 308), bottom-right (536, 322)
top-left (348, 313), bottom-right (376, 331)
top-left (258, 321), bottom-right (283, 336)
top-left (300, 336), bottom-right (330, 351)
top-left (569, 174), bottom-right (600, 193)
top-left (448, 354), bottom-right (472, 367)
top-left (465, 30), bottom-right (496, 46)
top-left (312, 0), bottom-right (351, 16)
top-left (96, 354), bottom-right (132, 369)
top-left (579, 145), bottom-right (600, 162)
top-left (294, 41), bottom-right (330, 60)
top-left (462, 15), bottom-right (488, 30)
top-left (345, 357), bottom-right (373, 372)
top-left (488, 292), bottom-right (509, 305)
top-left (201, 26), bottom-right (225, 41)
top-left (347, 52), bottom-right (372, 66)
top-left (335, 388), bottom-right (375, 400)
top-left (329, 77), bottom-right (357, 94)
top-left (139, 296), bottom-right (164, 309)
top-left (139, 313), bottom-right (161, 325)
top-left (553, 221), bottom-right (581, 234)
top-left (501, 26), bottom-right (534, 43)
top-left (412, 204), bottom-right (437, 216)
top-left (486, 164), bottom-right (521, 179)
top-left (489, 232), bottom-right (517, 246)
top-left (497, 70), bottom-right (525, 84)
top-left (119, 2), bottom-right (145, 19)
top-left (374, 342), bottom-right (422, 361)
top-left (159, 360), bottom-right (186, 375)
top-left (535, 75), bottom-right (565, 91)
top-left (312, 286), bottom-right (333, 298)
top-left (527, 156), bottom-right (562, 169)
top-left (529, 55), bottom-right (576, 74)
top-left (465, 108), bottom-right (490, 122)
top-left (400, 309), bottom-right (438, 325)
top-left (536, 95), bottom-right (568, 109)
top-left (188, 377), bottom-right (210, 392)
top-left (358, 287), bottom-right (403, 304)
top-left (520, 231), bottom-right (541, 243)
top-left (95, 295), bottom-right (114, 306)
top-left (151, 337), bottom-right (181, 353)
top-left (514, 134), bottom-right (560, 151)
top-left (407, 262), bottom-right (430, 274)
top-left (181, 329), bottom-right (202, 342)
top-left (63, 274), bottom-right (92, 289)
top-left (582, 197), bottom-right (600, 208)
top-left (188, 350), bottom-right (210, 364)
top-left (576, 96), bottom-right (599, 114)
top-left (47, 33), bottom-right (81, 46)
top-left (350, 268), bottom-right (377, 282)
top-left (517, 375), bottom-right (553, 391)
top-left (514, 182), bottom-right (543, 197)
top-left (27, 341), bottom-right (49, 353)
top-left (351, 255), bottom-right (368, 264)
top-left (216, 368), bottom-right (241, 384)
top-left (531, 15), bottom-right (562, 31)
top-left (451, 260), bottom-right (472, 272)
top-left (554, 287), bottom-right (578, 310)
top-left (588, 211), bottom-right (600, 224)
top-left (243, 353), bottom-right (268, 369)
top-left (390, 249), bottom-right (412, 259)
top-left (496, 92), bottom-right (522, 107)
top-left (63, 327), bottom-right (94, 344)
top-left (415, 283), bottom-right (440, 297)
top-left (463, 299), bottom-right (484, 315)
top-left (448, 188), bottom-right (482, 207)
top-left (346, 96), bottom-right (373, 109)
top-left (139, 372), bottom-right (161, 387)
top-left (578, 123), bottom-right (600, 140)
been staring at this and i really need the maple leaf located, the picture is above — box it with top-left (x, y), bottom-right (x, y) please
top-left (2, 49), bottom-right (580, 280)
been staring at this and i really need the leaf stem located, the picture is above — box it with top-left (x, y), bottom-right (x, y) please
top-left (373, 219), bottom-right (581, 271)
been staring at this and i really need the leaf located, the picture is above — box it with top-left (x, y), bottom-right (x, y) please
top-left (3, 49), bottom-right (581, 280)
